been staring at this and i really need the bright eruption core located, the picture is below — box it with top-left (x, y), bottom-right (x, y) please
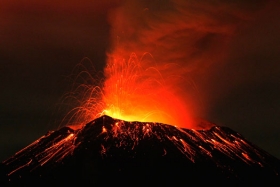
top-left (102, 53), bottom-right (194, 127)
top-left (64, 52), bottom-right (195, 129)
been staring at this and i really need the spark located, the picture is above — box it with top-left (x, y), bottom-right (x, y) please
top-left (62, 53), bottom-right (194, 128)
top-left (8, 159), bottom-right (32, 176)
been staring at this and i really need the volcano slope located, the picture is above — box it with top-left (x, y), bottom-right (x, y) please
top-left (1, 115), bottom-right (280, 186)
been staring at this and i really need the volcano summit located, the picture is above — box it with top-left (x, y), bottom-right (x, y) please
top-left (1, 115), bottom-right (280, 186)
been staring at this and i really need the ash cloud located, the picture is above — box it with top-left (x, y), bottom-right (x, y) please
top-left (107, 0), bottom-right (278, 121)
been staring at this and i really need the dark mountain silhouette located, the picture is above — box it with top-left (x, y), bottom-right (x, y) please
top-left (1, 115), bottom-right (280, 186)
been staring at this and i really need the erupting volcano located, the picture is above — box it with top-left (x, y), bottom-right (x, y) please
top-left (1, 115), bottom-right (280, 186)
top-left (62, 53), bottom-right (195, 129)
top-left (2, 0), bottom-right (280, 186)
top-left (1, 38), bottom-right (280, 187)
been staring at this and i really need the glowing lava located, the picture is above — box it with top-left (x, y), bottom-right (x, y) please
top-left (102, 53), bottom-right (194, 127)
top-left (63, 53), bottom-right (195, 129)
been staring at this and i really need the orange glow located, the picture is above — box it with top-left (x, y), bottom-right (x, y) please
top-left (62, 52), bottom-right (197, 129)
top-left (101, 52), bottom-right (194, 127)
top-left (61, 0), bottom-right (247, 129)
top-left (102, 126), bottom-right (107, 133)
top-left (99, 0), bottom-right (243, 129)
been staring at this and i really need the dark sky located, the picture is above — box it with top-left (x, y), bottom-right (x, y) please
top-left (1, 0), bottom-right (280, 161)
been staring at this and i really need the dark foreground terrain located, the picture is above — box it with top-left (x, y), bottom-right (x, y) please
top-left (1, 115), bottom-right (280, 186)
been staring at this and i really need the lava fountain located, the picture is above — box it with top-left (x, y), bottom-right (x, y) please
top-left (61, 0), bottom-right (242, 129)
top-left (62, 52), bottom-right (196, 129)
top-left (102, 52), bottom-right (194, 127)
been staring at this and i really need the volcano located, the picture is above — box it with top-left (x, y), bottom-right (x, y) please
top-left (1, 115), bottom-right (280, 186)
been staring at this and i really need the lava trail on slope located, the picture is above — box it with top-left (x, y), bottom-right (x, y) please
top-left (1, 115), bottom-right (280, 186)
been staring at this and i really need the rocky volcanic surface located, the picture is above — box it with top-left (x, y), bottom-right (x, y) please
top-left (1, 115), bottom-right (280, 186)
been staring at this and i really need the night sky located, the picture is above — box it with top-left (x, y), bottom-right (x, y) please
top-left (1, 0), bottom-right (280, 161)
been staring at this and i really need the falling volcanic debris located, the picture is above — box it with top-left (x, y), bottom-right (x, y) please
top-left (1, 115), bottom-right (280, 186)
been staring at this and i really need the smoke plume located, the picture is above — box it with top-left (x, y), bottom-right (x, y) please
top-left (104, 0), bottom-right (274, 127)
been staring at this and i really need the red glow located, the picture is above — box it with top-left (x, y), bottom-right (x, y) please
top-left (62, 52), bottom-right (197, 129)
top-left (61, 0), bottom-right (242, 129)
top-left (102, 53), bottom-right (194, 128)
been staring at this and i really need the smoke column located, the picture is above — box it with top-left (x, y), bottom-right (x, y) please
top-left (63, 0), bottom-right (279, 130)
top-left (102, 0), bottom-right (255, 128)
